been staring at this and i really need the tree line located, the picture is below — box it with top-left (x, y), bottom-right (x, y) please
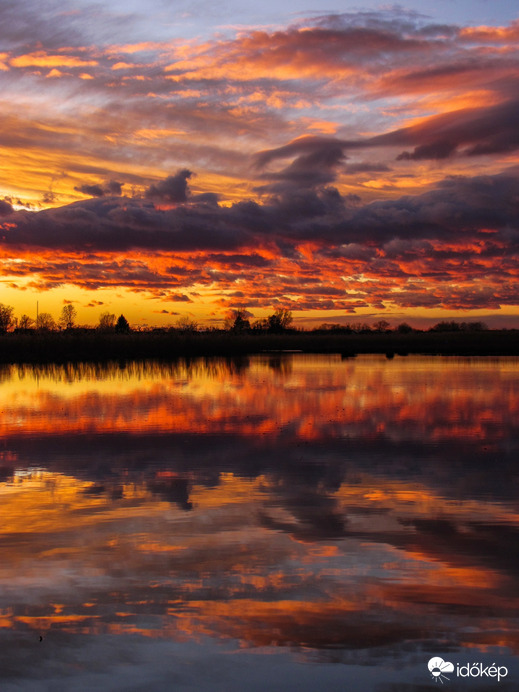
top-left (0, 302), bottom-right (491, 336)
top-left (0, 304), bottom-right (130, 333)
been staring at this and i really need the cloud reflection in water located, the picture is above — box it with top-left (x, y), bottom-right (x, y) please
top-left (0, 355), bottom-right (518, 690)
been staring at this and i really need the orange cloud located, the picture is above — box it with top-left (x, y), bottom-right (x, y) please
top-left (10, 51), bottom-right (98, 68)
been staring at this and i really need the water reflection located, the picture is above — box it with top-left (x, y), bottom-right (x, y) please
top-left (0, 355), bottom-right (518, 690)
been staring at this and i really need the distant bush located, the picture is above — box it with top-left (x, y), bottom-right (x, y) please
top-left (430, 321), bottom-right (488, 332)
top-left (313, 323), bottom-right (353, 334)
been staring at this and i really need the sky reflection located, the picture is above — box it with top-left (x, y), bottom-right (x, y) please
top-left (1, 355), bottom-right (518, 690)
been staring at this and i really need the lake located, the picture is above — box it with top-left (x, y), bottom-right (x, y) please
top-left (1, 354), bottom-right (518, 690)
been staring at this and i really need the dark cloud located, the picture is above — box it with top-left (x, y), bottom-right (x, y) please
top-left (254, 137), bottom-right (375, 197)
top-left (254, 98), bottom-right (519, 173)
top-left (376, 98), bottom-right (519, 160)
top-left (205, 253), bottom-right (272, 268)
top-left (3, 169), bottom-right (519, 253)
top-left (254, 135), bottom-right (347, 171)
top-left (0, 199), bottom-right (13, 216)
top-left (343, 162), bottom-right (391, 174)
top-left (168, 293), bottom-right (192, 302)
top-left (396, 140), bottom-right (457, 161)
top-left (145, 169), bottom-right (193, 203)
top-left (74, 184), bottom-right (105, 198)
top-left (347, 171), bottom-right (519, 241)
top-left (107, 180), bottom-right (124, 195)
top-left (74, 181), bottom-right (125, 198)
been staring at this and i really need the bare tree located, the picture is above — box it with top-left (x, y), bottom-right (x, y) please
top-left (18, 314), bottom-right (34, 331)
top-left (59, 304), bottom-right (77, 330)
top-left (36, 312), bottom-right (56, 331)
top-left (175, 316), bottom-right (198, 332)
top-left (373, 320), bottom-right (390, 332)
top-left (0, 303), bottom-right (15, 333)
top-left (98, 312), bottom-right (116, 331)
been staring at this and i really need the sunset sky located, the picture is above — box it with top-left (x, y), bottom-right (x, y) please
top-left (1, 0), bottom-right (519, 328)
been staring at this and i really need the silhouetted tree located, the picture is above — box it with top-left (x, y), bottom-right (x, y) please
top-left (464, 321), bottom-right (488, 331)
top-left (312, 323), bottom-right (353, 333)
top-left (98, 312), bottom-right (116, 331)
top-left (350, 322), bottom-right (372, 333)
top-left (36, 312), bottom-right (56, 331)
top-left (175, 316), bottom-right (198, 332)
top-left (373, 320), bottom-right (390, 332)
top-left (267, 308), bottom-right (293, 332)
top-left (17, 314), bottom-right (34, 331)
top-left (252, 318), bottom-right (269, 331)
top-left (115, 314), bottom-right (131, 333)
top-left (430, 321), bottom-right (462, 332)
top-left (225, 308), bottom-right (252, 331)
top-left (59, 304), bottom-right (77, 330)
top-left (0, 303), bottom-right (15, 333)
top-left (232, 312), bottom-right (251, 332)
top-left (396, 322), bottom-right (413, 334)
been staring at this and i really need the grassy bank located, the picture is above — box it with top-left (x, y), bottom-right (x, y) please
top-left (1, 329), bottom-right (518, 363)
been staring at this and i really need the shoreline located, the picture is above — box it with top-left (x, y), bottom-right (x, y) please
top-left (1, 329), bottom-right (519, 363)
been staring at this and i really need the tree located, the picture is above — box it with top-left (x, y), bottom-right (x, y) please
top-left (252, 318), bottom-right (269, 331)
top-left (224, 308), bottom-right (251, 331)
top-left (59, 304), bottom-right (77, 330)
top-left (464, 321), bottom-right (488, 331)
top-left (373, 320), bottom-right (390, 332)
top-left (350, 322), bottom-right (372, 333)
top-left (224, 308), bottom-right (251, 332)
top-left (115, 314), bottom-right (131, 333)
top-left (267, 308), bottom-right (293, 333)
top-left (18, 314), bottom-right (34, 331)
top-left (98, 312), bottom-right (116, 331)
top-left (175, 316), bottom-right (198, 332)
top-left (314, 323), bottom-right (353, 333)
top-left (0, 303), bottom-right (15, 333)
top-left (430, 321), bottom-right (461, 332)
top-left (36, 312), bottom-right (56, 331)
top-left (396, 322), bottom-right (413, 334)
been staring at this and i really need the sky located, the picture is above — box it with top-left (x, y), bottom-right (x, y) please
top-left (1, 0), bottom-right (519, 328)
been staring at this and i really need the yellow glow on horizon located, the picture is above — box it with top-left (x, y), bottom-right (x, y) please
top-left (2, 273), bottom-right (519, 329)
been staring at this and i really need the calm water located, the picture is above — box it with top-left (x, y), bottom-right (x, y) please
top-left (1, 354), bottom-right (518, 691)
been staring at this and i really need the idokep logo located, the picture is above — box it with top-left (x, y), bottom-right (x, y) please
top-left (456, 661), bottom-right (509, 682)
top-left (427, 656), bottom-right (509, 684)
top-left (428, 657), bottom-right (454, 684)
